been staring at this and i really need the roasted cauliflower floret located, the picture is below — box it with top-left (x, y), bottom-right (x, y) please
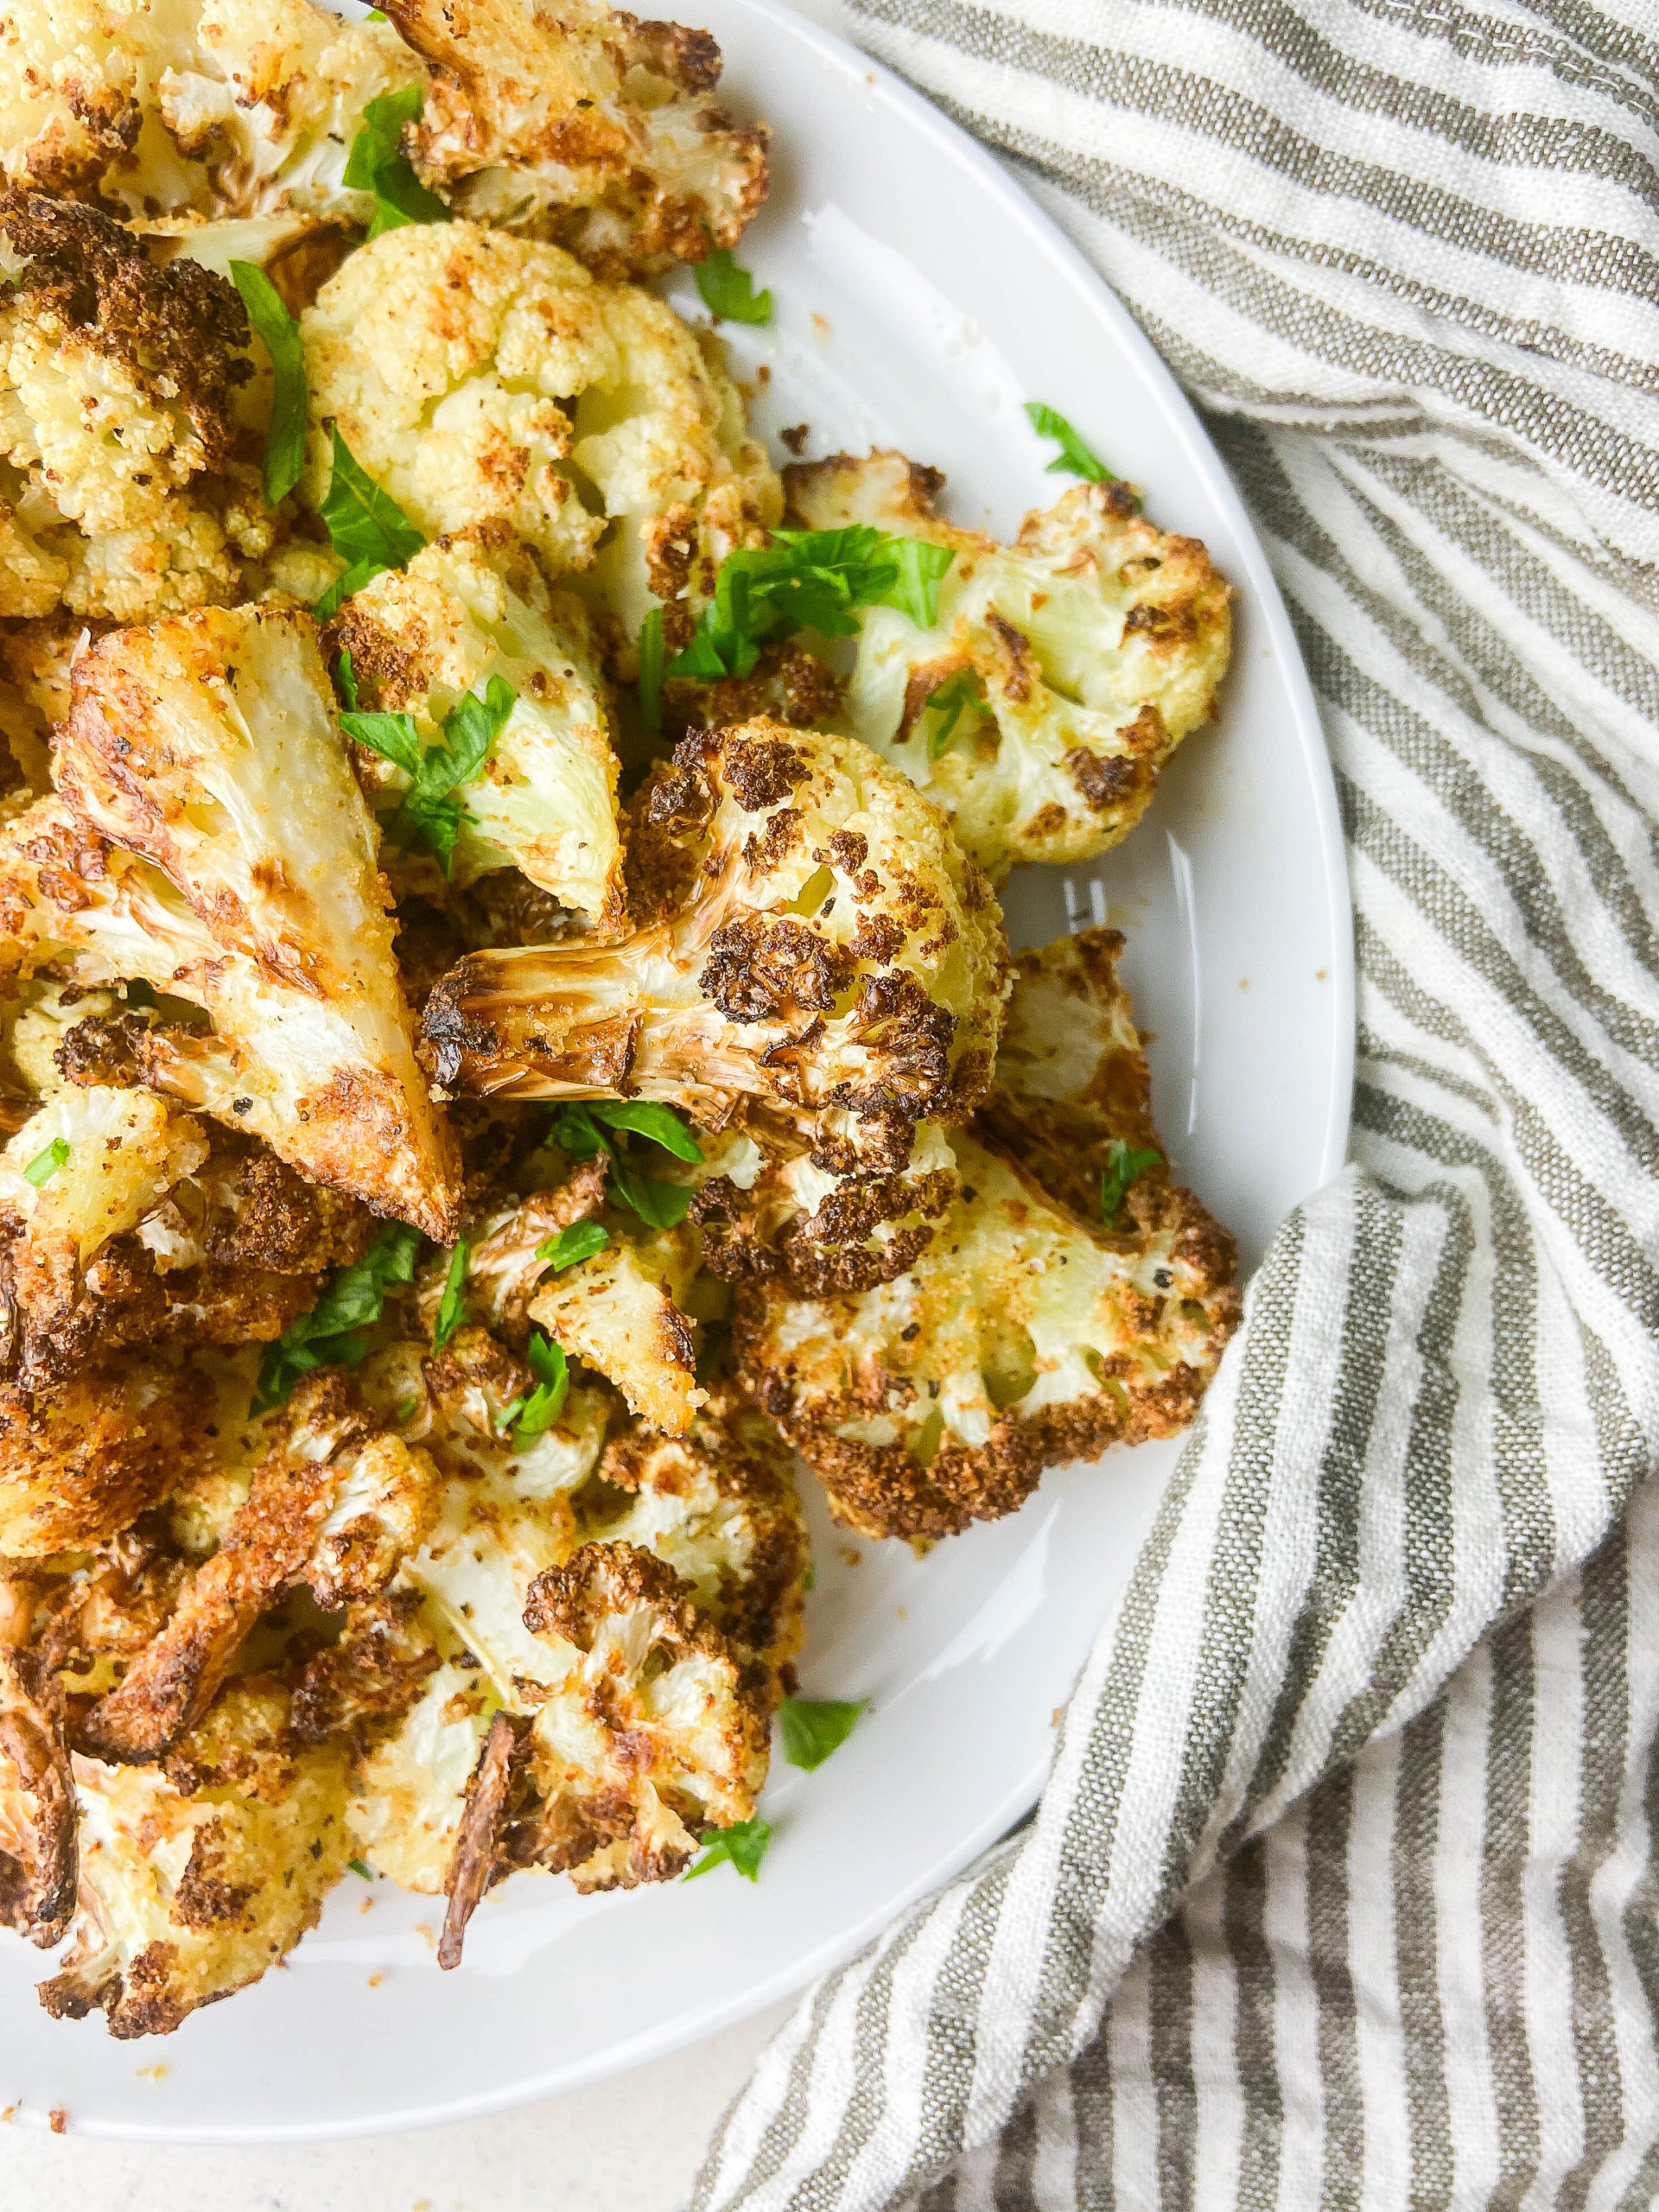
top-left (518, 1540), bottom-right (768, 1892)
top-left (301, 223), bottom-right (779, 631)
top-left (0, 1355), bottom-right (208, 1556)
top-left (0, 0), bottom-right (420, 219)
top-left (392, 0), bottom-right (768, 275)
top-left (527, 1219), bottom-right (702, 1434)
top-left (0, 1591), bottom-right (76, 1948)
top-left (78, 1372), bottom-right (439, 1762)
top-left (735, 927), bottom-right (1239, 1539)
top-left (784, 453), bottom-right (1232, 881)
top-left (0, 190), bottom-right (254, 621)
top-left (51, 602), bottom-right (461, 1238)
top-left (422, 721), bottom-right (1009, 1165)
top-left (327, 529), bottom-right (626, 930)
top-left (36, 1677), bottom-right (351, 2039)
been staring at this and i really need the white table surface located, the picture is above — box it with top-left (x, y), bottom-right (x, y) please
top-left (3, 1997), bottom-right (797, 2209)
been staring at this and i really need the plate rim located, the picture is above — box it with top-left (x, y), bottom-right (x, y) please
top-left (12, 0), bottom-right (1353, 2141)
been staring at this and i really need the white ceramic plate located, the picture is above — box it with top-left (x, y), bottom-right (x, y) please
top-left (0, 0), bottom-right (1352, 2140)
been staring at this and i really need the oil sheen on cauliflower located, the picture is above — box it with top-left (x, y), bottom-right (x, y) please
top-left (327, 529), bottom-right (626, 931)
top-left (45, 602), bottom-right (461, 1238)
top-left (35, 1678), bottom-right (351, 2038)
top-left (784, 452), bottom-right (1233, 881)
top-left (422, 720), bottom-right (1009, 1165)
top-left (301, 223), bottom-right (779, 639)
top-left (0, 189), bottom-right (256, 622)
top-left (736, 926), bottom-right (1240, 1540)
top-left (392, 0), bottom-right (769, 275)
top-left (0, 0), bottom-right (420, 219)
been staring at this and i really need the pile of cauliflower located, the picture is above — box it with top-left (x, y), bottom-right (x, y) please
top-left (0, 0), bottom-right (1240, 2043)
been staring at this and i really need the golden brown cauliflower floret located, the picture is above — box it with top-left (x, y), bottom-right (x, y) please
top-left (784, 452), bottom-right (1233, 882)
top-left (735, 928), bottom-right (1239, 1540)
top-left (392, 0), bottom-right (768, 276)
top-left (422, 720), bottom-right (1009, 1171)
top-left (0, 1592), bottom-right (76, 1948)
top-left (36, 1676), bottom-right (351, 2039)
top-left (327, 529), bottom-right (626, 931)
top-left (48, 602), bottom-right (462, 1238)
top-left (78, 1371), bottom-right (439, 1763)
top-left (0, 0), bottom-right (421, 219)
top-left (301, 223), bottom-right (779, 639)
top-left (0, 190), bottom-right (255, 621)
top-left (0, 1355), bottom-right (208, 1557)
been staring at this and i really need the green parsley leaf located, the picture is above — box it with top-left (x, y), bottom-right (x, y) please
top-left (251, 1220), bottom-right (421, 1414)
top-left (343, 86), bottom-right (449, 238)
top-left (339, 706), bottom-right (423, 777)
top-left (1024, 400), bottom-right (1114, 484)
top-left (924, 669), bottom-right (983, 761)
top-left (395, 1395), bottom-right (419, 1423)
top-left (607, 1160), bottom-right (693, 1229)
top-left (335, 646), bottom-right (359, 711)
top-left (318, 428), bottom-right (424, 575)
top-left (638, 605), bottom-right (664, 734)
top-left (547, 1103), bottom-right (609, 1160)
top-left (1098, 1139), bottom-right (1162, 1224)
top-left (683, 1815), bottom-right (772, 1883)
top-left (694, 247), bottom-right (772, 325)
top-left (803, 1561), bottom-right (816, 1592)
top-left (229, 261), bottom-right (307, 507)
top-left (587, 1101), bottom-right (703, 1163)
top-left (312, 556), bottom-right (385, 622)
top-left (433, 1236), bottom-right (468, 1350)
top-left (388, 673), bottom-right (514, 874)
top-left (535, 1221), bottom-right (610, 1272)
top-left (22, 1137), bottom-right (69, 1188)
top-left (778, 1696), bottom-right (865, 1771)
top-left (513, 1329), bottom-right (569, 1435)
top-left (666, 526), bottom-right (956, 684)
top-left (349, 1857), bottom-right (373, 1879)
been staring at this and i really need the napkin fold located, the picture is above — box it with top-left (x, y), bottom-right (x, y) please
top-left (695, 2), bottom-right (1659, 2203)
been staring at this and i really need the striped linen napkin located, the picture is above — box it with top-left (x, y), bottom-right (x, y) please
top-left (693, 2), bottom-right (1659, 2206)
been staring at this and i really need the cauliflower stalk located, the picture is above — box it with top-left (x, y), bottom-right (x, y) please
top-left (327, 529), bottom-right (626, 930)
top-left (300, 223), bottom-right (779, 641)
top-left (422, 720), bottom-right (1009, 1167)
top-left (29, 601), bottom-right (461, 1239)
top-left (783, 452), bottom-right (1232, 881)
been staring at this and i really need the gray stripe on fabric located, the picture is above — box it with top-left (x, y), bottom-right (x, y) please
top-left (1071, 2019), bottom-right (1115, 2211)
top-left (1307, 1764), bottom-right (1363, 2207)
top-left (953, 108), bottom-right (1659, 400)
top-left (1479, 1617), bottom-right (1542, 2212)
top-left (1349, 0), bottom-right (1659, 109)
top-left (1395, 1703), bottom-right (1453, 2209)
top-left (1340, 779), bottom-right (1659, 1331)
top-left (1574, 1320), bottom-right (1651, 1518)
top-left (1220, 1189), bottom-right (1400, 1850)
top-left (1225, 1839), bottom-right (1284, 2211)
top-left (907, 1859), bottom-right (1020, 2193)
top-left (1505, 0), bottom-right (1659, 85)
top-left (1148, 1916), bottom-right (1198, 2212)
top-left (692, 1975), bottom-right (847, 2212)
top-left (988, 2084), bottom-right (1039, 2210)
top-left (852, 0), bottom-right (1659, 219)
top-left (1555, 1522), bottom-right (1630, 2210)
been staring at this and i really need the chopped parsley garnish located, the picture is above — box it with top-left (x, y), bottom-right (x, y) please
top-left (343, 86), bottom-right (450, 238)
top-left (251, 1219), bottom-right (422, 1414)
top-left (924, 670), bottom-right (983, 760)
top-left (1098, 1139), bottom-right (1161, 1224)
top-left (683, 1815), bottom-right (772, 1883)
top-left (778, 1696), bottom-right (865, 1771)
top-left (342, 674), bottom-right (516, 874)
top-left (432, 1236), bottom-right (469, 1351)
top-left (313, 429), bottom-right (423, 616)
top-left (22, 1137), bottom-right (69, 1189)
top-left (535, 1221), bottom-right (610, 1272)
top-left (1024, 400), bottom-right (1114, 484)
top-left (694, 247), bottom-right (772, 325)
top-left (395, 1395), bottom-right (419, 1423)
top-left (505, 1330), bottom-right (569, 1437)
top-left (665, 527), bottom-right (955, 685)
top-left (546, 1102), bottom-right (702, 1227)
top-left (349, 1858), bottom-right (374, 1879)
top-left (637, 606), bottom-right (665, 734)
top-left (229, 261), bottom-right (307, 506)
